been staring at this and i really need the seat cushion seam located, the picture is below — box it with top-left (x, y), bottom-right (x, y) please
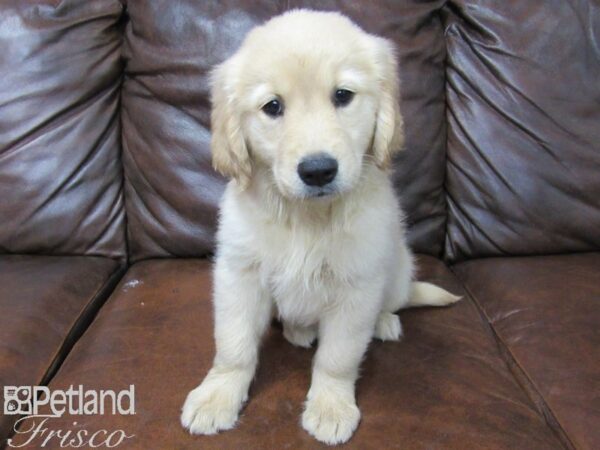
top-left (450, 265), bottom-right (577, 450)
top-left (38, 263), bottom-right (127, 387)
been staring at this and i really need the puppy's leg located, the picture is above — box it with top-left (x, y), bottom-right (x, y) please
top-left (381, 240), bottom-right (414, 314)
top-left (302, 278), bottom-right (383, 445)
top-left (181, 262), bottom-right (270, 435)
top-left (375, 243), bottom-right (412, 341)
top-left (283, 322), bottom-right (317, 348)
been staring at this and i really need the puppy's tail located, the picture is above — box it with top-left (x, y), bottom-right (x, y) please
top-left (405, 282), bottom-right (462, 308)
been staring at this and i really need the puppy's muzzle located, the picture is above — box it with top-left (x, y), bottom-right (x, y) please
top-left (297, 153), bottom-right (338, 187)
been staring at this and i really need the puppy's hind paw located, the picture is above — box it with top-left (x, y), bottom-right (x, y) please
top-left (374, 312), bottom-right (403, 341)
top-left (283, 323), bottom-right (317, 348)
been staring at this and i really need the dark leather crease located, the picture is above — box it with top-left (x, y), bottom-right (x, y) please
top-left (445, 194), bottom-right (507, 256)
top-left (20, 88), bottom-right (120, 225)
top-left (0, 63), bottom-right (119, 159)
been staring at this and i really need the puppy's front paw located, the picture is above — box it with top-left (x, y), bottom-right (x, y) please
top-left (181, 374), bottom-right (246, 435)
top-left (301, 392), bottom-right (360, 445)
top-left (283, 322), bottom-right (317, 348)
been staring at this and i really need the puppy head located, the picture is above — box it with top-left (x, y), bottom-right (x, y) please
top-left (211, 10), bottom-right (404, 198)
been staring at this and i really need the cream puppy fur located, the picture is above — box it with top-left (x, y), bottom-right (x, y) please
top-left (181, 10), bottom-right (460, 445)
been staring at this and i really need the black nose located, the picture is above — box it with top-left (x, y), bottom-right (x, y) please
top-left (297, 154), bottom-right (338, 187)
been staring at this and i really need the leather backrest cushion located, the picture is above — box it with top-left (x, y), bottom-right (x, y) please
top-left (122, 0), bottom-right (449, 262)
top-left (0, 0), bottom-right (126, 259)
top-left (444, 0), bottom-right (600, 262)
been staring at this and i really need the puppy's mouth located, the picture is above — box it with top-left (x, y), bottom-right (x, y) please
top-left (304, 185), bottom-right (338, 200)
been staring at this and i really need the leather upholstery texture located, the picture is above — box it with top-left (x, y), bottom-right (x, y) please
top-left (0, 0), bottom-right (127, 259)
top-left (9, 257), bottom-right (565, 449)
top-left (444, 0), bottom-right (600, 261)
top-left (454, 253), bottom-right (600, 450)
top-left (0, 255), bottom-right (122, 443)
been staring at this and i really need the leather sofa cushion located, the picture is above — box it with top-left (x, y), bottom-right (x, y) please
top-left (0, 255), bottom-right (122, 442)
top-left (0, 0), bottom-right (127, 259)
top-left (444, 0), bottom-right (600, 261)
top-left (11, 256), bottom-right (563, 449)
top-left (121, 0), bottom-right (449, 262)
top-left (454, 253), bottom-right (600, 450)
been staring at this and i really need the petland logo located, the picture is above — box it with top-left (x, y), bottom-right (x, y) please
top-left (4, 385), bottom-right (135, 448)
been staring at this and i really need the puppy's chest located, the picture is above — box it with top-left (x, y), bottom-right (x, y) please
top-left (256, 227), bottom-right (352, 324)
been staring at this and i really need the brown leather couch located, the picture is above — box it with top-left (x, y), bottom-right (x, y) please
top-left (1, 1), bottom-right (598, 449)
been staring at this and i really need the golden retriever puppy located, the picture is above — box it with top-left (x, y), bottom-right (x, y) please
top-left (181, 9), bottom-right (460, 445)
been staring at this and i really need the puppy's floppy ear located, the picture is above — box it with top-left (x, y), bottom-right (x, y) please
top-left (210, 58), bottom-right (251, 187)
top-left (370, 37), bottom-right (404, 169)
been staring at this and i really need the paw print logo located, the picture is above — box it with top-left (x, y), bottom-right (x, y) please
top-left (6, 400), bottom-right (18, 412)
top-left (3, 387), bottom-right (32, 415)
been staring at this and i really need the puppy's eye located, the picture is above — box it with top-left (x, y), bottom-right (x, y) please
top-left (262, 99), bottom-right (284, 117)
top-left (333, 89), bottom-right (354, 108)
